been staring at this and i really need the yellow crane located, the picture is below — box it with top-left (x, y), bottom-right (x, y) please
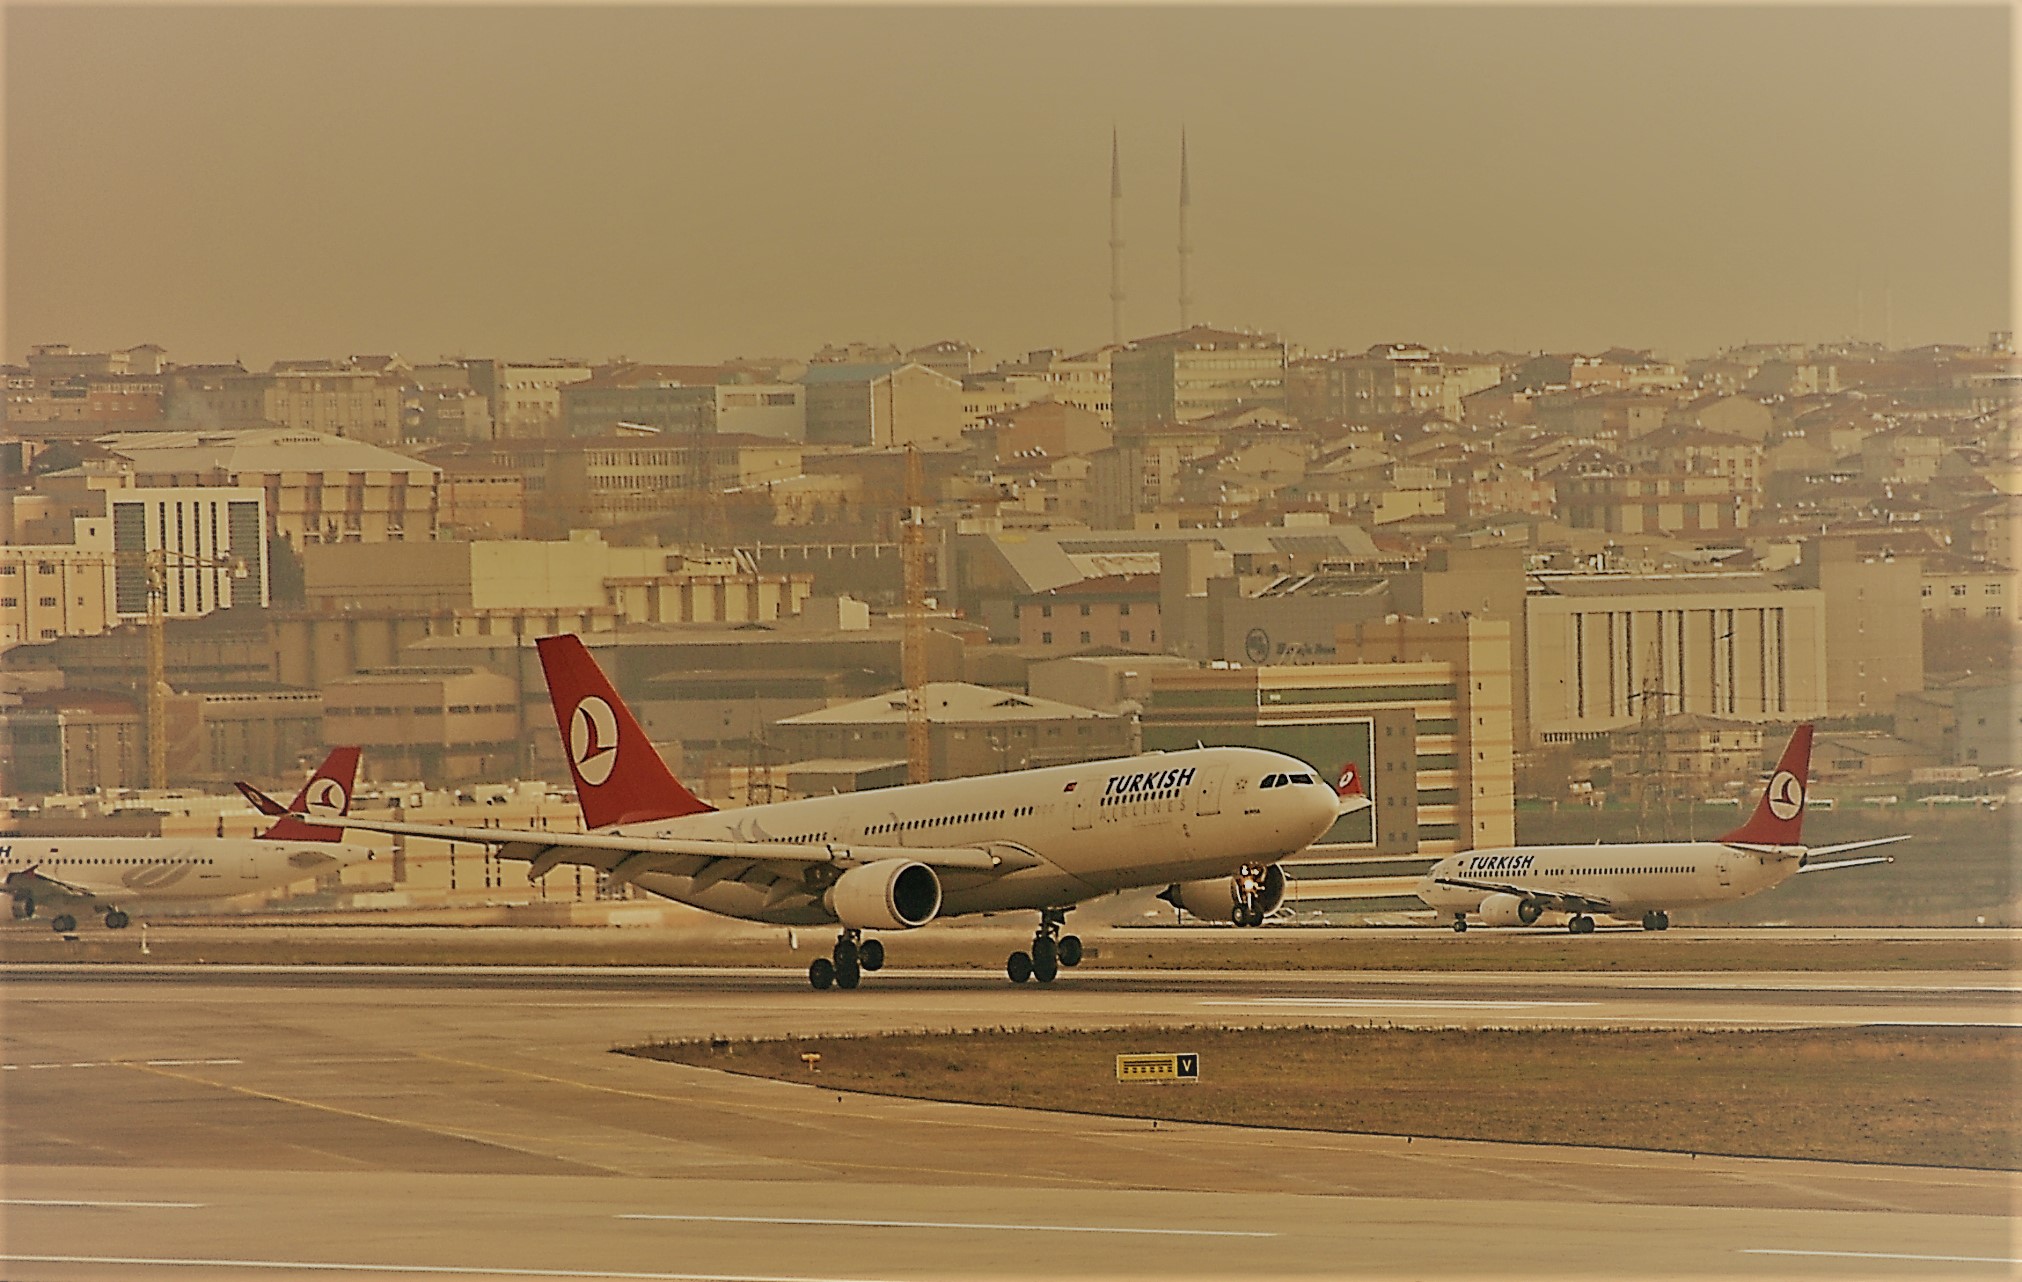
top-left (901, 446), bottom-right (930, 785)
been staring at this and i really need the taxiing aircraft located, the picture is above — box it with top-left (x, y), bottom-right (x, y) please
top-left (1417, 725), bottom-right (1907, 933)
top-left (304, 635), bottom-right (1369, 990)
top-left (2, 747), bottom-right (368, 933)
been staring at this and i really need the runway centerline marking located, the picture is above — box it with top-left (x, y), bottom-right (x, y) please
top-left (616, 1213), bottom-right (1274, 1237)
top-left (1200, 998), bottom-right (1596, 1010)
top-left (2, 1198), bottom-right (205, 1209)
top-left (1744, 1248), bottom-right (2022, 1265)
top-left (0, 1254), bottom-right (904, 1281)
top-left (1, 1058), bottom-right (241, 1071)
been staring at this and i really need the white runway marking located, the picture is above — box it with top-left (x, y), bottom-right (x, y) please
top-left (1201, 997), bottom-right (1594, 1010)
top-left (1744, 1248), bottom-right (2022, 1265)
top-left (2, 1198), bottom-right (205, 1209)
top-left (617, 1213), bottom-right (1275, 1237)
top-left (0, 1256), bottom-right (901, 1282)
top-left (0, 1051), bottom-right (241, 1059)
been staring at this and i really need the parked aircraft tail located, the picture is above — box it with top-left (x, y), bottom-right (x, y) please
top-left (535, 634), bottom-right (716, 830)
top-left (1719, 724), bottom-right (1813, 847)
top-left (1334, 759), bottom-right (1373, 816)
top-left (251, 746), bottom-right (362, 842)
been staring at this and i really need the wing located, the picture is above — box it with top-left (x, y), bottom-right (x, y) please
top-left (1431, 876), bottom-right (1614, 915)
top-left (298, 814), bottom-right (1037, 875)
top-left (2, 865), bottom-right (105, 908)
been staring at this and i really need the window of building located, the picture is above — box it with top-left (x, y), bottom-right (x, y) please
top-left (1119, 602), bottom-right (1132, 616)
top-left (1040, 605), bottom-right (1052, 617)
top-left (1079, 631), bottom-right (1092, 644)
top-left (1119, 630), bottom-right (1131, 644)
top-left (1041, 631), bottom-right (1052, 645)
top-left (1952, 583), bottom-right (1968, 597)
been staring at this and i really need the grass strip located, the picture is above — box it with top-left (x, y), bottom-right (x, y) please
top-left (628, 1025), bottom-right (2021, 1171)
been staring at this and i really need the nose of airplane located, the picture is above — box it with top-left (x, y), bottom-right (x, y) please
top-left (1300, 780), bottom-right (1339, 841)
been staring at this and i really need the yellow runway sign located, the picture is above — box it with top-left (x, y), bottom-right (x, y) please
top-left (1116, 1052), bottom-right (1200, 1082)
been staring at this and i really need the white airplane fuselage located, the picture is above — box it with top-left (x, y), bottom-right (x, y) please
top-left (1416, 840), bottom-right (1795, 922)
top-left (2, 835), bottom-right (358, 911)
top-left (595, 746), bottom-right (1342, 926)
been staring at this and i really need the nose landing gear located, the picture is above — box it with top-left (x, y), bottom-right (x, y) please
top-left (1007, 909), bottom-right (1082, 985)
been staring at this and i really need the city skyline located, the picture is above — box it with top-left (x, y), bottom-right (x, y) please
top-left (7, 5), bottom-right (2012, 367)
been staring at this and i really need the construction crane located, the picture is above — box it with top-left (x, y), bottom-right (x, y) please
top-left (901, 446), bottom-right (930, 784)
top-left (75, 547), bottom-right (244, 790)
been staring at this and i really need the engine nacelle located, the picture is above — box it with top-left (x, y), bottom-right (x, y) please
top-left (1479, 892), bottom-right (1544, 927)
top-left (825, 860), bottom-right (942, 930)
top-left (1160, 864), bottom-right (1287, 923)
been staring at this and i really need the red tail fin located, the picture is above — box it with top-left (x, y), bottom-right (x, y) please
top-left (1335, 760), bottom-right (1364, 800)
top-left (536, 634), bottom-right (714, 829)
top-left (260, 746), bottom-right (361, 842)
top-left (1720, 725), bottom-right (1813, 846)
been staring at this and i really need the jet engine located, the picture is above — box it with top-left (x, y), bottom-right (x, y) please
top-left (825, 860), bottom-right (942, 930)
top-left (1479, 892), bottom-right (1544, 927)
top-left (1160, 864), bottom-right (1287, 925)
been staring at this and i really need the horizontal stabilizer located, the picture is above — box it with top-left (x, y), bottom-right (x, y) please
top-left (1796, 854), bottom-right (1895, 874)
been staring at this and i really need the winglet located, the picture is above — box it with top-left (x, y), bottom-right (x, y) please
top-left (259, 746), bottom-right (361, 842)
top-left (536, 634), bottom-right (715, 829)
top-left (1720, 725), bottom-right (1813, 846)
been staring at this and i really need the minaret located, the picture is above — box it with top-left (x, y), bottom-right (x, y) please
top-left (1178, 127), bottom-right (1193, 330)
top-left (1109, 128), bottom-right (1125, 346)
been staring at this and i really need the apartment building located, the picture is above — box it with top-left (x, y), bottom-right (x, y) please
top-left (1111, 326), bottom-right (1287, 431)
top-left (802, 362), bottom-right (962, 448)
top-left (465, 359), bottom-right (593, 439)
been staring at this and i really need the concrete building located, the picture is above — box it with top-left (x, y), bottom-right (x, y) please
top-left (1111, 326), bottom-right (1287, 431)
top-left (301, 532), bottom-right (813, 627)
top-left (771, 682), bottom-right (1135, 780)
top-left (1287, 345), bottom-right (1504, 426)
top-left (98, 428), bottom-right (440, 547)
top-left (1017, 574), bottom-right (1161, 653)
top-left (320, 667), bottom-right (522, 785)
top-left (1556, 471), bottom-right (1751, 535)
top-left (1137, 646), bottom-right (1515, 911)
top-left (484, 433), bottom-right (802, 530)
top-left (1920, 553), bottom-right (2017, 621)
top-left (1524, 574), bottom-right (1829, 742)
top-left (0, 515), bottom-right (115, 647)
top-left (802, 362), bottom-right (963, 448)
top-left (1789, 537), bottom-right (1925, 716)
top-left (220, 364), bottom-right (408, 443)
top-left (465, 359), bottom-right (594, 440)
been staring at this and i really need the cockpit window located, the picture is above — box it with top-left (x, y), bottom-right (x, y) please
top-left (1259, 774), bottom-right (1281, 788)
top-left (1290, 773), bottom-right (1315, 786)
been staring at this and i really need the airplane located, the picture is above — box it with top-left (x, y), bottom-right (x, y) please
top-left (2, 747), bottom-right (368, 934)
top-left (300, 634), bottom-right (1371, 991)
top-left (1416, 724), bottom-right (1908, 934)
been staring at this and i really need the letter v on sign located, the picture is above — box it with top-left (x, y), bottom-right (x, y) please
top-left (1176, 1053), bottom-right (1199, 1080)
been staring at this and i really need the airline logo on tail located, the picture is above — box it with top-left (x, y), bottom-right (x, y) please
top-left (1336, 762), bottom-right (1363, 799)
top-left (1766, 770), bottom-right (1804, 821)
top-left (305, 777), bottom-right (350, 815)
top-left (568, 696), bottom-right (620, 787)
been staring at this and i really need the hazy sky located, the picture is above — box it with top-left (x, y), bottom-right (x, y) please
top-left (6, 5), bottom-right (2012, 369)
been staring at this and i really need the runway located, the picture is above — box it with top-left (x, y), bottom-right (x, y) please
top-left (2, 960), bottom-right (2016, 1280)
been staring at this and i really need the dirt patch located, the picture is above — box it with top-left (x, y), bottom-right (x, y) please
top-left (628, 1025), bottom-right (2022, 1170)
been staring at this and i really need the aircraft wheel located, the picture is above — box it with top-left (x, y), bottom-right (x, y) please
top-left (1033, 953), bottom-right (1059, 984)
top-left (9, 897), bottom-right (29, 920)
top-left (1452, 917), bottom-right (1469, 933)
top-left (859, 938), bottom-right (884, 971)
top-left (1057, 935), bottom-right (1083, 968)
top-left (808, 957), bottom-right (835, 991)
top-left (832, 937), bottom-right (859, 969)
top-left (1007, 951), bottom-right (1033, 984)
top-left (1569, 915), bottom-right (1595, 935)
top-left (51, 914), bottom-right (77, 934)
top-left (104, 910), bottom-right (130, 930)
top-left (835, 958), bottom-right (862, 991)
top-left (1653, 911), bottom-right (1670, 931)
top-left (1032, 935), bottom-right (1057, 972)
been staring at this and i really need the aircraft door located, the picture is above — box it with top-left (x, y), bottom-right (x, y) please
top-left (1192, 765), bottom-right (1227, 817)
top-left (1070, 782), bottom-right (1094, 830)
top-left (239, 850), bottom-right (260, 881)
top-left (1715, 858), bottom-right (1732, 888)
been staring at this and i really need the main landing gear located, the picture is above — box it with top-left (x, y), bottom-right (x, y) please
top-left (807, 929), bottom-right (886, 991)
top-left (1451, 914), bottom-right (1469, 933)
top-left (1640, 910), bottom-right (1671, 932)
top-left (1566, 914), bottom-right (1596, 935)
top-left (1007, 909), bottom-right (1082, 985)
top-left (103, 909), bottom-right (131, 930)
top-left (50, 913), bottom-right (78, 934)
top-left (8, 895), bottom-right (32, 920)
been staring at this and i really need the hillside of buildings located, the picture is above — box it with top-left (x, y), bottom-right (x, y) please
top-left (3, 329), bottom-right (2015, 923)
